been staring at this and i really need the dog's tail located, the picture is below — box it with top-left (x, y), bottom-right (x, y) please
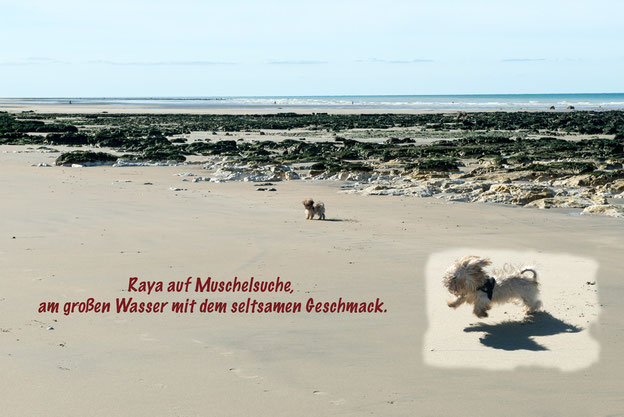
top-left (521, 267), bottom-right (538, 281)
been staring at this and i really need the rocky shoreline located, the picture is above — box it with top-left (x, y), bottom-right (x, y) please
top-left (4, 110), bottom-right (623, 217)
top-left (162, 155), bottom-right (624, 218)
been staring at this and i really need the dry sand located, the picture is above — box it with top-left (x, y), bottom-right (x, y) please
top-left (1, 145), bottom-right (624, 416)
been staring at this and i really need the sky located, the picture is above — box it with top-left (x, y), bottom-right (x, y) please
top-left (1, 0), bottom-right (623, 96)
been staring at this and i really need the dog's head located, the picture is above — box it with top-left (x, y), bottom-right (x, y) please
top-left (442, 256), bottom-right (491, 295)
top-left (302, 199), bottom-right (314, 209)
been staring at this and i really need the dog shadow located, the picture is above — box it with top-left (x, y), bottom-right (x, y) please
top-left (463, 311), bottom-right (582, 351)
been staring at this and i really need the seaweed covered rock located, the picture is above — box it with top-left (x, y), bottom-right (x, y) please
top-left (309, 162), bottom-right (327, 176)
top-left (45, 132), bottom-right (90, 145)
top-left (139, 149), bottom-right (186, 162)
top-left (55, 151), bottom-right (118, 166)
top-left (405, 158), bottom-right (459, 173)
top-left (93, 129), bottom-right (128, 148)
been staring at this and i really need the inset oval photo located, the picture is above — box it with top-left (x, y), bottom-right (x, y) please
top-left (424, 249), bottom-right (600, 371)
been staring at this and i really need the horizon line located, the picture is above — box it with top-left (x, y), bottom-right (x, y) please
top-left (2, 92), bottom-right (624, 100)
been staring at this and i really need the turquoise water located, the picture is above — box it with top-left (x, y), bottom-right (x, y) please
top-left (10, 94), bottom-right (624, 110)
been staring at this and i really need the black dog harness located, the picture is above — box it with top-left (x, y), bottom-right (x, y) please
top-left (477, 277), bottom-right (496, 300)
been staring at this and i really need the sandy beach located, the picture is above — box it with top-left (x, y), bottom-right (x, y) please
top-left (2, 142), bottom-right (623, 416)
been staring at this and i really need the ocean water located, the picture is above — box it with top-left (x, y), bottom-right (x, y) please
top-left (10, 94), bottom-right (624, 111)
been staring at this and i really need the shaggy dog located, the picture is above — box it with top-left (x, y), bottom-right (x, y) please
top-left (442, 256), bottom-right (542, 318)
top-left (302, 199), bottom-right (326, 220)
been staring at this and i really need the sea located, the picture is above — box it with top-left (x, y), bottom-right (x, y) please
top-left (8, 93), bottom-right (624, 111)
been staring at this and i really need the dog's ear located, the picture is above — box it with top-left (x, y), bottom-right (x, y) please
top-left (466, 256), bottom-right (491, 270)
top-left (456, 256), bottom-right (477, 269)
top-left (454, 256), bottom-right (490, 286)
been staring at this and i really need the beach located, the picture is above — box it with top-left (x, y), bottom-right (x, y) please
top-left (1, 134), bottom-right (623, 416)
top-left (3, 94), bottom-right (624, 114)
top-left (4, 0), bottom-right (624, 412)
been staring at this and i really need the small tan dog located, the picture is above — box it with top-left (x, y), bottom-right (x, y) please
top-left (442, 256), bottom-right (542, 318)
top-left (302, 198), bottom-right (326, 220)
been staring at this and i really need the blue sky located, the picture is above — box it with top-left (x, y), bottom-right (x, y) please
top-left (1, 0), bottom-right (622, 96)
